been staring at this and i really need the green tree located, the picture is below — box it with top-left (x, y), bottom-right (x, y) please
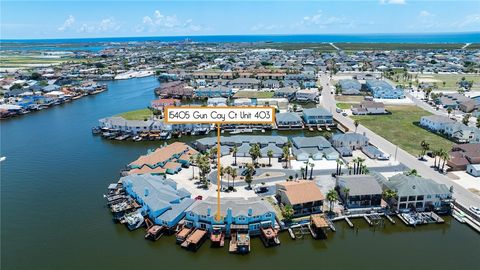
top-left (462, 114), bottom-right (471, 126)
top-left (231, 145), bottom-right (238, 166)
top-left (249, 144), bottom-right (261, 165)
top-left (267, 150), bottom-right (273, 167)
top-left (230, 167), bottom-right (237, 190)
top-left (309, 162), bottom-right (315, 180)
top-left (282, 205), bottom-right (294, 222)
top-left (405, 169), bottom-right (420, 177)
top-left (326, 189), bottom-right (339, 213)
top-left (354, 120), bottom-right (359, 133)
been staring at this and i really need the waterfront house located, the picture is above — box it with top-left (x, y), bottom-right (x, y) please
top-left (194, 86), bottom-right (233, 98)
top-left (275, 180), bottom-right (325, 217)
top-left (275, 112), bottom-right (304, 130)
top-left (302, 108), bottom-right (333, 126)
top-left (128, 142), bottom-right (198, 175)
top-left (339, 79), bottom-right (362, 95)
top-left (365, 80), bottom-right (404, 99)
top-left (194, 135), bottom-right (288, 153)
top-left (374, 173), bottom-right (453, 213)
top-left (155, 81), bottom-right (193, 98)
top-left (336, 175), bottom-right (383, 209)
top-left (233, 98), bottom-right (253, 107)
top-left (150, 99), bottom-right (180, 110)
top-left (351, 100), bottom-right (387, 115)
top-left (420, 115), bottom-right (456, 132)
top-left (99, 117), bottom-right (154, 135)
top-left (120, 174), bottom-right (195, 228)
top-left (184, 197), bottom-right (276, 236)
top-left (292, 136), bottom-right (339, 161)
top-left (295, 89), bottom-right (318, 102)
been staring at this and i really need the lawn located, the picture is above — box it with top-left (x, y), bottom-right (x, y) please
top-left (336, 103), bottom-right (353, 109)
top-left (335, 95), bottom-right (364, 103)
top-left (351, 105), bottom-right (454, 156)
top-left (233, 91), bottom-right (274, 99)
top-left (117, 108), bottom-right (153, 120)
top-left (416, 74), bottom-right (480, 91)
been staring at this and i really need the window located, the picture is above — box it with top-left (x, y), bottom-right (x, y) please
top-left (408, 196), bottom-right (416, 201)
top-left (417, 195), bottom-right (424, 201)
top-left (400, 196), bottom-right (407, 202)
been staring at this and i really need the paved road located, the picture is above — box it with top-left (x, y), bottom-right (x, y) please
top-left (208, 164), bottom-right (407, 186)
top-left (318, 73), bottom-right (480, 208)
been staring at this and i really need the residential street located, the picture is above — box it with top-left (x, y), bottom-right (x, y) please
top-left (318, 73), bottom-right (480, 208)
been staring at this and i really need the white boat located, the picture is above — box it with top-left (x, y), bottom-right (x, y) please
top-left (123, 211), bottom-right (145, 231)
top-left (0, 157), bottom-right (6, 162)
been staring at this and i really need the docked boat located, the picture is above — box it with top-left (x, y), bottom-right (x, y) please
top-left (210, 227), bottom-right (225, 247)
top-left (176, 227), bottom-right (193, 244)
top-left (132, 135), bottom-right (142, 142)
top-left (145, 225), bottom-right (165, 241)
top-left (260, 227), bottom-right (280, 247)
top-left (180, 229), bottom-right (207, 251)
top-left (229, 232), bottom-right (250, 254)
top-left (121, 211), bottom-right (145, 231)
top-left (0, 156), bottom-right (6, 162)
top-left (115, 134), bottom-right (130, 141)
top-left (160, 131), bottom-right (171, 140)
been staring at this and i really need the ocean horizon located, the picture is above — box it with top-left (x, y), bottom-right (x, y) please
top-left (2, 32), bottom-right (480, 44)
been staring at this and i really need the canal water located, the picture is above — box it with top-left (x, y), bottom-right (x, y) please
top-left (1, 77), bottom-right (479, 270)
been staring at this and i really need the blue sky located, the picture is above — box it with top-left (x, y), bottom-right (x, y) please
top-left (1, 0), bottom-right (480, 39)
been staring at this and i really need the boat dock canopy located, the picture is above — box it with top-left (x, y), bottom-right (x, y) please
top-left (311, 214), bottom-right (329, 228)
top-left (187, 230), bottom-right (207, 244)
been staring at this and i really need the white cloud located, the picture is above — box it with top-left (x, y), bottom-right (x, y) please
top-left (452, 13), bottom-right (480, 28)
top-left (380, 0), bottom-right (406, 5)
top-left (419, 11), bottom-right (432, 18)
top-left (138, 10), bottom-right (203, 33)
top-left (298, 10), bottom-right (355, 29)
top-left (78, 17), bottom-right (120, 33)
top-left (58, 15), bottom-right (75, 31)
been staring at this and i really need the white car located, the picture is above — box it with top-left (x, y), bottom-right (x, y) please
top-left (469, 206), bottom-right (480, 216)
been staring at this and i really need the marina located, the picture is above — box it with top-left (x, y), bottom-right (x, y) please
top-left (2, 76), bottom-right (480, 270)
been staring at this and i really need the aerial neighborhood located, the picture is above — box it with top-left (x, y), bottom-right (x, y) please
top-left (2, 40), bottom-right (480, 254)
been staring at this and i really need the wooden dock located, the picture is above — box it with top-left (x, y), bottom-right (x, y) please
top-left (363, 215), bottom-right (372, 226)
top-left (384, 214), bottom-right (396, 224)
top-left (344, 217), bottom-right (354, 228)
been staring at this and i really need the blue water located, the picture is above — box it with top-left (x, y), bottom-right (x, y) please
top-left (1, 33), bottom-right (479, 48)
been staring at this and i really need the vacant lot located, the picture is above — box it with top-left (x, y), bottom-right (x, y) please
top-left (416, 74), bottom-right (480, 91)
top-left (351, 105), bottom-right (454, 156)
top-left (233, 91), bottom-right (274, 99)
top-left (117, 108), bottom-right (152, 120)
top-left (335, 95), bottom-right (364, 103)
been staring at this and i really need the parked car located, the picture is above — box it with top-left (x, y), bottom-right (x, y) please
top-left (342, 112), bottom-right (348, 116)
top-left (254, 186), bottom-right (269, 194)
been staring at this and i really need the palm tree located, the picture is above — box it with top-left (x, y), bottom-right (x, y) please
top-left (189, 155), bottom-right (195, 179)
top-left (477, 117), bottom-right (480, 129)
top-left (342, 187), bottom-right (350, 207)
top-left (336, 158), bottom-right (344, 175)
top-left (282, 145), bottom-right (289, 168)
top-left (463, 113), bottom-right (471, 126)
top-left (420, 140), bottom-right (430, 158)
top-left (300, 167), bottom-right (305, 180)
top-left (447, 107), bottom-right (453, 118)
top-left (249, 144), bottom-right (261, 165)
top-left (244, 163), bottom-right (255, 189)
top-left (282, 205), bottom-right (294, 222)
top-left (304, 161), bottom-right (309, 179)
top-left (352, 157), bottom-right (358, 175)
top-left (441, 149), bottom-right (450, 172)
top-left (326, 189), bottom-right (339, 213)
top-left (354, 120), bottom-right (359, 133)
top-left (432, 149), bottom-right (439, 168)
top-left (382, 189), bottom-right (397, 208)
top-left (309, 162), bottom-right (315, 180)
top-left (405, 169), bottom-right (420, 177)
top-left (209, 147), bottom-right (217, 164)
top-left (267, 150), bottom-right (273, 167)
top-left (230, 167), bottom-right (237, 190)
top-left (231, 145), bottom-right (238, 166)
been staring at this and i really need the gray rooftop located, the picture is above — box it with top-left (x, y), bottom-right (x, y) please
top-left (186, 197), bottom-right (274, 217)
top-left (337, 175), bottom-right (383, 196)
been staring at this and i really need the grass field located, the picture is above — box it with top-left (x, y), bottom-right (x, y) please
top-left (416, 74), bottom-right (480, 91)
top-left (117, 108), bottom-right (153, 120)
top-left (351, 105), bottom-right (454, 156)
top-left (336, 43), bottom-right (465, 51)
top-left (233, 91), bottom-right (274, 99)
top-left (336, 102), bottom-right (353, 109)
top-left (335, 95), bottom-right (364, 103)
